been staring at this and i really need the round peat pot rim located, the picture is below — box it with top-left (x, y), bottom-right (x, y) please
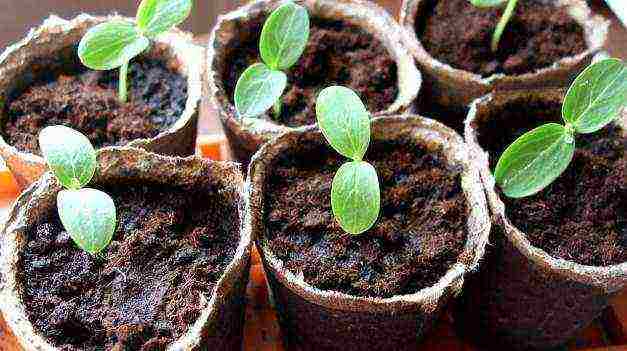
top-left (464, 88), bottom-right (627, 294)
top-left (247, 114), bottom-right (491, 314)
top-left (206, 0), bottom-right (422, 144)
top-left (0, 13), bottom-right (203, 188)
top-left (0, 147), bottom-right (252, 351)
top-left (399, 0), bottom-right (609, 89)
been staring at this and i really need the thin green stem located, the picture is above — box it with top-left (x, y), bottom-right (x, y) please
top-left (491, 0), bottom-right (518, 52)
top-left (273, 97), bottom-right (282, 120)
top-left (119, 61), bottom-right (129, 103)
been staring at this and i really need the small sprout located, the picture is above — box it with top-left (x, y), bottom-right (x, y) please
top-left (469, 0), bottom-right (518, 52)
top-left (495, 58), bottom-right (627, 198)
top-left (316, 86), bottom-right (380, 235)
top-left (39, 126), bottom-right (117, 254)
top-left (234, 1), bottom-right (309, 120)
top-left (78, 0), bottom-right (192, 102)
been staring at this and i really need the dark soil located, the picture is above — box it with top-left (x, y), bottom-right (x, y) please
top-left (219, 16), bottom-right (398, 127)
top-left (2, 57), bottom-right (187, 155)
top-left (415, 96), bottom-right (468, 135)
top-left (417, 0), bottom-right (587, 77)
top-left (475, 97), bottom-right (626, 266)
top-left (17, 182), bottom-right (240, 350)
top-left (263, 140), bottom-right (468, 298)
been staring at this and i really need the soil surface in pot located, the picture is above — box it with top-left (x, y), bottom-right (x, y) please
top-left (17, 182), bottom-right (239, 350)
top-left (475, 97), bottom-right (626, 266)
top-left (416, 0), bottom-right (586, 77)
top-left (263, 140), bottom-right (468, 298)
top-left (219, 16), bottom-right (398, 127)
top-left (2, 55), bottom-right (187, 155)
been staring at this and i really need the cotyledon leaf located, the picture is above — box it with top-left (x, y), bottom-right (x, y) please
top-left (562, 58), bottom-right (627, 134)
top-left (78, 20), bottom-right (149, 70)
top-left (260, 1), bottom-right (310, 70)
top-left (234, 63), bottom-right (287, 118)
top-left (331, 161), bottom-right (380, 234)
top-left (57, 188), bottom-right (117, 254)
top-left (316, 86), bottom-right (370, 161)
top-left (495, 123), bottom-right (575, 198)
top-left (469, 0), bottom-right (508, 7)
top-left (39, 125), bottom-right (97, 190)
top-left (136, 0), bottom-right (193, 38)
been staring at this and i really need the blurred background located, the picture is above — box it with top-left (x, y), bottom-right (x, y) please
top-left (0, 0), bottom-right (402, 48)
top-left (0, 1), bottom-right (622, 54)
top-left (0, 0), bottom-right (214, 46)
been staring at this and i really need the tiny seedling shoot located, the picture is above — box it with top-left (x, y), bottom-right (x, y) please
top-left (316, 86), bottom-right (381, 235)
top-left (469, 0), bottom-right (518, 52)
top-left (39, 125), bottom-right (117, 254)
top-left (78, 0), bottom-right (193, 102)
top-left (234, 1), bottom-right (310, 120)
top-left (495, 58), bottom-right (627, 198)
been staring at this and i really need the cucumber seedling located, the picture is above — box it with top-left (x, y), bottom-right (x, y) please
top-left (39, 125), bottom-right (117, 254)
top-left (495, 58), bottom-right (627, 198)
top-left (316, 86), bottom-right (380, 235)
top-left (469, 0), bottom-right (518, 52)
top-left (78, 0), bottom-right (193, 102)
top-left (234, 1), bottom-right (310, 120)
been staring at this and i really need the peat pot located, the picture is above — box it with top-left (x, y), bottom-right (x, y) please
top-left (460, 88), bottom-right (627, 350)
top-left (400, 0), bottom-right (609, 128)
top-left (0, 147), bottom-right (251, 350)
top-left (207, 0), bottom-right (421, 169)
top-left (248, 115), bottom-right (491, 351)
top-left (0, 14), bottom-right (203, 189)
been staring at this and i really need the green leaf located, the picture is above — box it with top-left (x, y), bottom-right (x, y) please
top-left (495, 123), bottom-right (575, 198)
top-left (469, 0), bottom-right (508, 7)
top-left (234, 63), bottom-right (287, 118)
top-left (331, 161), bottom-right (380, 235)
top-left (39, 125), bottom-right (97, 190)
top-left (136, 0), bottom-right (193, 38)
top-left (562, 58), bottom-right (627, 134)
top-left (316, 86), bottom-right (370, 161)
top-left (78, 20), bottom-right (149, 70)
top-left (260, 2), bottom-right (310, 70)
top-left (57, 189), bottom-right (117, 254)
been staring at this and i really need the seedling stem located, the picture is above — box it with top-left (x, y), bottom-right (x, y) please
top-left (273, 98), bottom-right (282, 119)
top-left (119, 61), bottom-right (129, 103)
top-left (78, 0), bottom-right (192, 103)
top-left (492, 0), bottom-right (518, 52)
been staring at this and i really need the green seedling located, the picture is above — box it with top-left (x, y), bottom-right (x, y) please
top-left (39, 126), bottom-right (117, 254)
top-left (234, 1), bottom-right (310, 120)
top-left (316, 86), bottom-right (380, 235)
top-left (469, 0), bottom-right (518, 52)
top-left (78, 0), bottom-right (193, 102)
top-left (495, 58), bottom-right (627, 198)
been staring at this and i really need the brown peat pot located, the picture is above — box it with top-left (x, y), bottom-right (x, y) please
top-left (460, 88), bottom-right (627, 350)
top-left (0, 148), bottom-right (251, 350)
top-left (248, 115), bottom-right (491, 351)
top-left (207, 0), bottom-right (421, 169)
top-left (0, 14), bottom-right (203, 189)
top-left (399, 0), bottom-right (609, 127)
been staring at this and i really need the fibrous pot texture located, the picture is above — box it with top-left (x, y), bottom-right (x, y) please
top-left (400, 0), bottom-right (609, 127)
top-left (0, 147), bottom-right (251, 351)
top-left (207, 0), bottom-right (421, 169)
top-left (460, 88), bottom-right (626, 350)
top-left (248, 115), bottom-right (490, 351)
top-left (0, 14), bottom-right (204, 189)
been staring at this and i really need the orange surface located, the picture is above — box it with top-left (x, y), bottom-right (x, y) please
top-left (197, 134), bottom-right (228, 161)
top-left (0, 168), bottom-right (18, 198)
